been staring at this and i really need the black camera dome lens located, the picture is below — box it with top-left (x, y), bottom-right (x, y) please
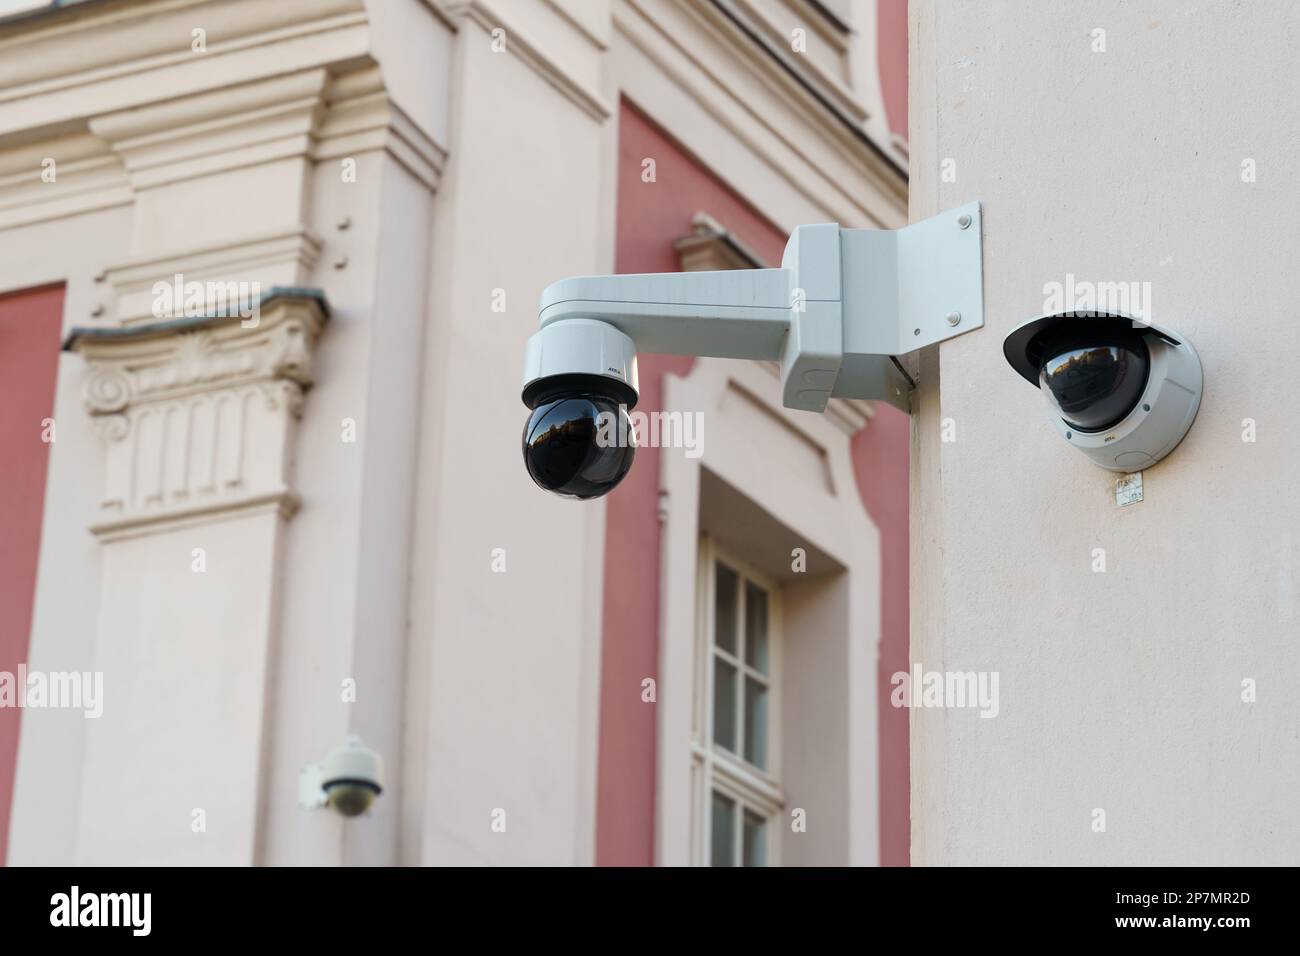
top-left (523, 394), bottom-right (635, 499)
top-left (1038, 338), bottom-right (1149, 432)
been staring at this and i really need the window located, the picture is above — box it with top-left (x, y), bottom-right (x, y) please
top-left (694, 539), bottom-right (781, 866)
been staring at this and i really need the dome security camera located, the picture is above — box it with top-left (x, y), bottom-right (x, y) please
top-left (522, 204), bottom-right (987, 498)
top-left (316, 735), bottom-right (384, 818)
top-left (522, 318), bottom-right (639, 499)
top-left (1003, 312), bottom-right (1203, 472)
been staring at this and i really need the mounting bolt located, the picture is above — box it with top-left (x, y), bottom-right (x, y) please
top-left (337, 216), bottom-right (351, 231)
top-left (333, 256), bottom-right (348, 270)
top-left (90, 304), bottom-right (104, 317)
top-left (956, 213), bottom-right (972, 230)
top-left (946, 311), bottom-right (961, 326)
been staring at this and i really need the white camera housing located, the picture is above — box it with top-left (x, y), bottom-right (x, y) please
top-left (1003, 312), bottom-right (1203, 472)
top-left (521, 317), bottom-right (639, 408)
top-left (299, 735), bottom-right (384, 818)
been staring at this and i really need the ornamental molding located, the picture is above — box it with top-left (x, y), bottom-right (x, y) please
top-left (614, 0), bottom-right (907, 223)
top-left (101, 226), bottom-right (324, 325)
top-left (437, 0), bottom-right (611, 120)
top-left (66, 290), bottom-right (329, 540)
top-left (0, 6), bottom-right (446, 228)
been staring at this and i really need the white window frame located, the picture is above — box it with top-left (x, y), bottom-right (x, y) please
top-left (691, 536), bottom-right (783, 866)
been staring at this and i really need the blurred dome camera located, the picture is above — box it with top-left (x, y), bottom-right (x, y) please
top-left (319, 735), bottom-right (384, 818)
top-left (1003, 312), bottom-right (1203, 472)
top-left (521, 318), bottom-right (639, 499)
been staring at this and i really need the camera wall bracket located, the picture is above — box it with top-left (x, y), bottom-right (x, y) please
top-left (298, 763), bottom-right (328, 809)
top-left (529, 201), bottom-right (984, 414)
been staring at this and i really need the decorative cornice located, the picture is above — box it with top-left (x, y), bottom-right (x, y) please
top-left (539, 0), bottom-right (610, 51)
top-left (64, 285), bottom-right (330, 348)
top-left (0, 62), bottom-right (444, 235)
top-left (314, 66), bottom-right (447, 193)
top-left (618, 0), bottom-right (907, 223)
top-left (730, 0), bottom-right (859, 107)
top-left (674, 211), bottom-right (767, 271)
top-left (697, 0), bottom-right (898, 174)
top-left (0, 63), bottom-right (441, 245)
top-left (0, 129), bottom-right (130, 229)
top-left (796, 0), bottom-right (852, 39)
top-left (99, 226), bottom-right (324, 325)
top-left (0, 1), bottom-right (367, 115)
top-left (703, 0), bottom-right (902, 182)
top-left (67, 289), bottom-right (330, 539)
top-left (86, 69), bottom-right (329, 192)
top-left (438, 0), bottom-right (611, 121)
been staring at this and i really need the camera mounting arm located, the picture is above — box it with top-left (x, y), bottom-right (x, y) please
top-left (524, 201), bottom-right (984, 413)
top-left (539, 266), bottom-right (792, 358)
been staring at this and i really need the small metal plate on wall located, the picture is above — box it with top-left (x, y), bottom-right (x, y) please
top-left (1116, 471), bottom-right (1144, 507)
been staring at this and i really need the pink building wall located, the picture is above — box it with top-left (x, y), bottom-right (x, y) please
top-left (0, 283), bottom-right (64, 865)
top-left (851, 405), bottom-right (910, 867)
top-left (877, 0), bottom-right (909, 138)
top-left (595, 100), bottom-right (910, 865)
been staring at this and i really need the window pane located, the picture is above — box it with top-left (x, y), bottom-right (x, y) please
top-left (744, 581), bottom-right (768, 673)
top-left (743, 676), bottom-right (768, 770)
top-left (714, 562), bottom-right (738, 655)
top-left (742, 810), bottom-right (767, 866)
top-left (713, 657), bottom-right (737, 751)
top-left (711, 791), bottom-right (736, 866)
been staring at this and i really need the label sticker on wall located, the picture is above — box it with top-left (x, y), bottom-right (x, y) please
top-left (1116, 471), bottom-right (1143, 507)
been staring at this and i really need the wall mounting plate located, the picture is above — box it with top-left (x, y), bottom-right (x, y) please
top-left (839, 200), bottom-right (985, 356)
top-left (298, 764), bottom-right (327, 809)
top-left (780, 201), bottom-right (983, 411)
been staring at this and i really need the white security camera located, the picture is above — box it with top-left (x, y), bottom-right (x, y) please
top-left (1003, 312), bottom-right (1203, 472)
top-left (300, 735), bottom-right (384, 818)
top-left (521, 203), bottom-right (985, 497)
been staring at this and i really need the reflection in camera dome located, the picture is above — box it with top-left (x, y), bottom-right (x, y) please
top-left (523, 395), bottom-right (636, 499)
top-left (1038, 340), bottom-right (1148, 432)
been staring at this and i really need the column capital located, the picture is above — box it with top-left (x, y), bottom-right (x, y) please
top-left (65, 288), bottom-right (330, 540)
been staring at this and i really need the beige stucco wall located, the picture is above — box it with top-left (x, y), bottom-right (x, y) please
top-left (910, 0), bottom-right (1300, 864)
top-left (404, 3), bottom-right (615, 866)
